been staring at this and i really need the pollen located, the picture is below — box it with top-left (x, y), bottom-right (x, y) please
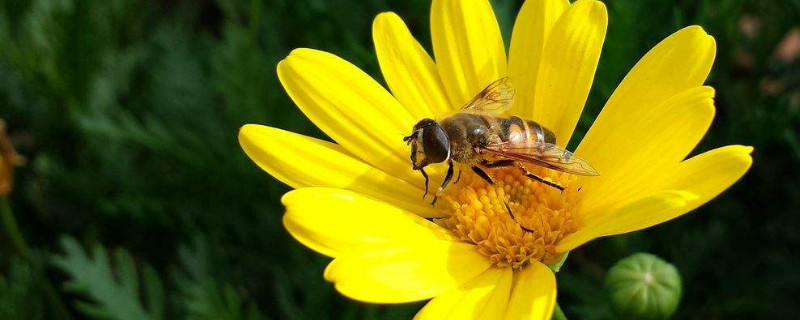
top-left (435, 165), bottom-right (582, 269)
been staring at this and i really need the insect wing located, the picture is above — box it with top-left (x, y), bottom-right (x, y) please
top-left (484, 142), bottom-right (600, 176)
top-left (460, 77), bottom-right (515, 115)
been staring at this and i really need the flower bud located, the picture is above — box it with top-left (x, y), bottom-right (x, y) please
top-left (605, 253), bottom-right (682, 320)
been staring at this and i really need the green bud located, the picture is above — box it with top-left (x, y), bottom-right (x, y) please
top-left (605, 253), bottom-right (682, 320)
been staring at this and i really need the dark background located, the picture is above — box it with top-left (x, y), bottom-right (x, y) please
top-left (0, 0), bottom-right (798, 319)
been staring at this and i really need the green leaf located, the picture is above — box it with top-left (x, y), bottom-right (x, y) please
top-left (142, 265), bottom-right (166, 320)
top-left (51, 237), bottom-right (165, 320)
top-left (174, 236), bottom-right (267, 320)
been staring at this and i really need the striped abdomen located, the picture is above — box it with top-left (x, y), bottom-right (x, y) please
top-left (498, 116), bottom-right (556, 146)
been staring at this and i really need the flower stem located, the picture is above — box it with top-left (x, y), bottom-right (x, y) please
top-left (553, 303), bottom-right (568, 320)
top-left (0, 196), bottom-right (30, 260)
top-left (0, 196), bottom-right (75, 320)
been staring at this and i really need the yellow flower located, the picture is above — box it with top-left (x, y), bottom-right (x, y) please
top-left (239, 0), bottom-right (753, 318)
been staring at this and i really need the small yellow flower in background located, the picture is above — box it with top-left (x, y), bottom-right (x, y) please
top-left (239, 0), bottom-right (753, 318)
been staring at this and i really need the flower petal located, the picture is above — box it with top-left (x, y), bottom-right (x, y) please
top-left (532, 0), bottom-right (607, 146)
top-left (575, 26), bottom-right (716, 211)
top-left (558, 146), bottom-right (753, 251)
top-left (373, 12), bottom-right (452, 118)
top-left (277, 48), bottom-right (419, 184)
top-left (239, 125), bottom-right (439, 217)
top-left (431, 0), bottom-right (506, 107)
top-left (559, 190), bottom-right (696, 251)
top-left (576, 86), bottom-right (715, 214)
top-left (508, 0), bottom-right (570, 120)
top-left (577, 26), bottom-right (715, 153)
top-left (324, 240), bottom-right (493, 303)
top-left (282, 188), bottom-right (455, 257)
top-left (504, 261), bottom-right (556, 320)
top-left (414, 267), bottom-right (512, 320)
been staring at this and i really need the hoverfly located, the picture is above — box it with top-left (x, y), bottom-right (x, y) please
top-left (403, 77), bottom-right (599, 209)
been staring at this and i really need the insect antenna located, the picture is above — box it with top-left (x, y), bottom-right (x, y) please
top-left (402, 132), bottom-right (417, 145)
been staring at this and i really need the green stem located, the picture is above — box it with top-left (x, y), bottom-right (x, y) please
top-left (553, 303), bottom-right (568, 320)
top-left (0, 196), bottom-right (75, 320)
top-left (0, 196), bottom-right (29, 260)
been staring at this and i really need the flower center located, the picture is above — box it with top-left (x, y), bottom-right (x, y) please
top-left (435, 165), bottom-right (582, 269)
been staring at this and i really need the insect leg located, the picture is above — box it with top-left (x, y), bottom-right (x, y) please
top-left (480, 160), bottom-right (536, 233)
top-left (479, 159), bottom-right (515, 168)
top-left (504, 202), bottom-right (535, 234)
top-left (473, 161), bottom-right (536, 233)
top-left (471, 166), bottom-right (495, 185)
top-left (472, 159), bottom-right (536, 233)
top-left (516, 162), bottom-right (565, 191)
top-left (431, 160), bottom-right (455, 206)
top-left (453, 169), bottom-right (462, 184)
top-left (419, 167), bottom-right (430, 198)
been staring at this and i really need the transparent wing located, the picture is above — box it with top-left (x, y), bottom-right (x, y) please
top-left (460, 77), bottom-right (515, 115)
top-left (484, 141), bottom-right (600, 176)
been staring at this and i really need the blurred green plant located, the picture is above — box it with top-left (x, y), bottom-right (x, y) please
top-left (0, 258), bottom-right (44, 320)
top-left (52, 237), bottom-right (165, 320)
top-left (174, 236), bottom-right (266, 320)
top-left (51, 235), bottom-right (267, 320)
top-left (0, 0), bottom-right (797, 319)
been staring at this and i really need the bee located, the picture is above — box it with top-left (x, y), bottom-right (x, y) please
top-left (403, 77), bottom-right (599, 210)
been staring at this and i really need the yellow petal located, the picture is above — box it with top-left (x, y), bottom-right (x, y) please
top-left (558, 146), bottom-right (753, 251)
top-left (576, 26), bottom-right (716, 209)
top-left (282, 188), bottom-right (455, 258)
top-left (559, 191), bottom-right (696, 251)
top-left (532, 0), bottom-right (607, 146)
top-left (504, 261), bottom-right (556, 320)
top-left (577, 86), bottom-right (715, 214)
top-left (324, 240), bottom-right (493, 303)
top-left (239, 125), bottom-right (440, 218)
top-left (277, 48), bottom-right (420, 184)
top-left (578, 26), bottom-right (715, 154)
top-left (657, 146), bottom-right (753, 202)
top-left (414, 267), bottom-right (512, 320)
top-left (431, 0), bottom-right (506, 107)
top-left (507, 0), bottom-right (570, 119)
top-left (373, 12), bottom-right (452, 118)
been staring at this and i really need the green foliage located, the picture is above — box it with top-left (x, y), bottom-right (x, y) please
top-left (51, 237), bottom-right (164, 320)
top-left (0, 259), bottom-right (44, 320)
top-left (0, 0), bottom-right (798, 319)
top-left (174, 236), bottom-right (266, 320)
top-left (51, 236), bottom-right (266, 320)
top-left (558, 270), bottom-right (616, 320)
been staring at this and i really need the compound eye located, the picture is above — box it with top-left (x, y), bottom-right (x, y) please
top-left (421, 125), bottom-right (449, 164)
